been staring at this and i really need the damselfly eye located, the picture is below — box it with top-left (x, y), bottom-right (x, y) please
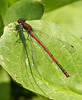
top-left (18, 20), bottom-right (21, 23)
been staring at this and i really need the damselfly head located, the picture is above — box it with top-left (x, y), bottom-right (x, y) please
top-left (18, 18), bottom-right (26, 23)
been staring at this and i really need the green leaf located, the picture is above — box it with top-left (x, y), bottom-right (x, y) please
top-left (0, 20), bottom-right (82, 100)
top-left (43, 1), bottom-right (82, 38)
top-left (0, 0), bottom-right (8, 17)
top-left (0, 15), bottom-right (4, 36)
top-left (4, 0), bottom-right (44, 25)
top-left (8, 0), bottom-right (19, 7)
top-left (0, 66), bottom-right (10, 100)
top-left (32, 96), bottom-right (48, 100)
top-left (42, 0), bottom-right (80, 12)
top-left (0, 0), bottom-right (8, 37)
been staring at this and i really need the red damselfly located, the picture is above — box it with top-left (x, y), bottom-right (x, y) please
top-left (17, 18), bottom-right (71, 77)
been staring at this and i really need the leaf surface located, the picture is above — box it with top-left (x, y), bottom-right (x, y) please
top-left (0, 20), bottom-right (82, 100)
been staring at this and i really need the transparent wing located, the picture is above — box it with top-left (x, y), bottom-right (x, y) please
top-left (33, 29), bottom-right (75, 53)
top-left (15, 25), bottom-right (50, 96)
top-left (15, 25), bottom-right (35, 90)
top-left (24, 34), bottom-right (51, 96)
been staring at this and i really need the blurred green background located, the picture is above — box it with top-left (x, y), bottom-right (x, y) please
top-left (0, 0), bottom-right (82, 100)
